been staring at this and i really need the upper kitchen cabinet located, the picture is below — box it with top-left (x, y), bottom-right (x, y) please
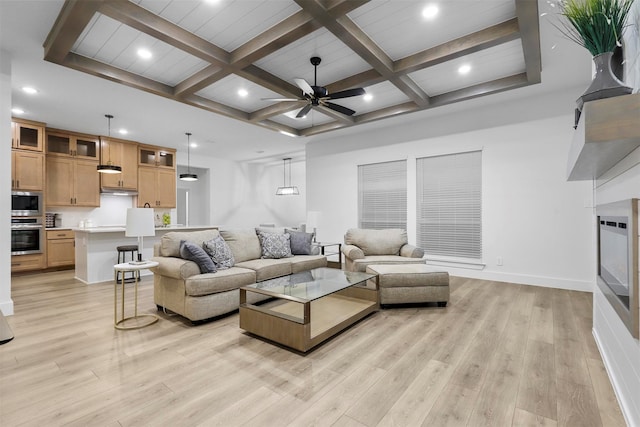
top-left (46, 157), bottom-right (100, 207)
top-left (100, 137), bottom-right (138, 191)
top-left (12, 150), bottom-right (44, 191)
top-left (12, 118), bottom-right (44, 152)
top-left (46, 129), bottom-right (99, 161)
top-left (138, 145), bottom-right (175, 169)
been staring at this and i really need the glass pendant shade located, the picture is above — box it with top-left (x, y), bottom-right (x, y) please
top-left (179, 132), bottom-right (198, 181)
top-left (276, 157), bottom-right (299, 195)
top-left (97, 114), bottom-right (122, 174)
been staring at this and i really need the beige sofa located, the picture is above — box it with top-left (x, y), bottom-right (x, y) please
top-left (341, 228), bottom-right (426, 272)
top-left (150, 228), bottom-right (327, 322)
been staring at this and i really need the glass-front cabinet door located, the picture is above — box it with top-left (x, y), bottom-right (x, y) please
top-left (139, 145), bottom-right (175, 169)
top-left (46, 130), bottom-right (98, 160)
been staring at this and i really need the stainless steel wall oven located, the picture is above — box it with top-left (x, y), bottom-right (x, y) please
top-left (11, 217), bottom-right (44, 255)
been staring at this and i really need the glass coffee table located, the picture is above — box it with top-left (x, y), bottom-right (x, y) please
top-left (239, 267), bottom-right (379, 352)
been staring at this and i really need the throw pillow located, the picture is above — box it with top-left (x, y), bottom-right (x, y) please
top-left (179, 240), bottom-right (217, 274)
top-left (257, 231), bottom-right (293, 259)
top-left (203, 235), bottom-right (235, 269)
top-left (285, 228), bottom-right (314, 255)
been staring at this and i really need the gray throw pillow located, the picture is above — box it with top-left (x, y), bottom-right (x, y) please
top-left (203, 235), bottom-right (235, 269)
top-left (257, 231), bottom-right (293, 259)
top-left (179, 240), bottom-right (217, 274)
top-left (285, 229), bottom-right (314, 255)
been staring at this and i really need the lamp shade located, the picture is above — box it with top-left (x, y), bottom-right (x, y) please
top-left (126, 208), bottom-right (155, 237)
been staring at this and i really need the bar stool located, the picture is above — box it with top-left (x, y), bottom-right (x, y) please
top-left (116, 245), bottom-right (139, 282)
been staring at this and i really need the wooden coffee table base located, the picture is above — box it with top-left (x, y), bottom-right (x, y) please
top-left (239, 285), bottom-right (378, 352)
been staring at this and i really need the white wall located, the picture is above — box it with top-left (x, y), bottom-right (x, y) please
top-left (307, 112), bottom-right (594, 291)
top-left (1, 49), bottom-right (12, 315)
top-left (176, 165), bottom-right (210, 226)
top-left (593, 147), bottom-right (640, 427)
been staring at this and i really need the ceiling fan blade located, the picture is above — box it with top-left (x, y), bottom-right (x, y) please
top-left (294, 78), bottom-right (314, 96)
top-left (261, 97), bottom-right (302, 101)
top-left (296, 104), bottom-right (313, 118)
top-left (326, 87), bottom-right (365, 100)
top-left (323, 101), bottom-right (356, 116)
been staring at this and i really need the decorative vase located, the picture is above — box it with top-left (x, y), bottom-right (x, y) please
top-left (577, 51), bottom-right (632, 111)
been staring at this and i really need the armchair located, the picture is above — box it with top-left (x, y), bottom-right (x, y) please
top-left (342, 228), bottom-right (426, 272)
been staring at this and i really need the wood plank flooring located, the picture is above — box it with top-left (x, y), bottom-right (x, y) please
top-left (1, 271), bottom-right (626, 426)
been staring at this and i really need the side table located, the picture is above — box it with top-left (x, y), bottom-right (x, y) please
top-left (314, 242), bottom-right (342, 269)
top-left (113, 261), bottom-right (159, 330)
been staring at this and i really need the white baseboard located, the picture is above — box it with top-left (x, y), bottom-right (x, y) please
top-left (592, 327), bottom-right (636, 427)
top-left (445, 268), bottom-right (593, 292)
top-left (0, 299), bottom-right (14, 316)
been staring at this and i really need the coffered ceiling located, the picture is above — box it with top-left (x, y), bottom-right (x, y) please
top-left (43, 0), bottom-right (541, 138)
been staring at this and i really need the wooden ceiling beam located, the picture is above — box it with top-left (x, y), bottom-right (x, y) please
top-left (173, 65), bottom-right (227, 97)
top-left (515, 0), bottom-right (542, 84)
top-left (250, 102), bottom-right (306, 122)
top-left (98, 0), bottom-right (230, 65)
top-left (429, 73), bottom-right (530, 106)
top-left (394, 18), bottom-right (521, 74)
top-left (43, 0), bottom-right (103, 63)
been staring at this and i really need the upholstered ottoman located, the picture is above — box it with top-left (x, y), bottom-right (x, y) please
top-left (366, 264), bottom-right (449, 307)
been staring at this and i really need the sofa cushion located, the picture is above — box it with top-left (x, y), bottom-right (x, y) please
top-left (352, 255), bottom-right (426, 272)
top-left (235, 258), bottom-right (292, 282)
top-left (289, 255), bottom-right (327, 273)
top-left (150, 256), bottom-right (200, 280)
top-left (161, 229), bottom-right (219, 257)
top-left (257, 231), bottom-right (293, 259)
top-left (203, 235), bottom-right (235, 269)
top-left (286, 229), bottom-right (314, 255)
top-left (344, 228), bottom-right (408, 256)
top-left (179, 241), bottom-right (217, 274)
top-left (220, 229), bottom-right (262, 263)
top-left (184, 267), bottom-right (256, 296)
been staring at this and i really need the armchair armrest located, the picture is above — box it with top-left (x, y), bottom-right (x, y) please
top-left (342, 244), bottom-right (364, 260)
top-left (400, 244), bottom-right (424, 258)
top-left (150, 256), bottom-right (200, 280)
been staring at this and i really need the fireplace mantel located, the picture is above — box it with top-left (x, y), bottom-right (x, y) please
top-left (567, 93), bottom-right (640, 181)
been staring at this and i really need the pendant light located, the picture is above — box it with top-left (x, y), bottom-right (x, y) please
top-left (276, 157), bottom-right (299, 195)
top-left (179, 132), bottom-right (198, 181)
top-left (97, 114), bottom-right (122, 174)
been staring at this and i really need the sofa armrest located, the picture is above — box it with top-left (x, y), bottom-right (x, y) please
top-left (150, 256), bottom-right (200, 280)
top-left (400, 244), bottom-right (424, 258)
top-left (342, 244), bottom-right (365, 260)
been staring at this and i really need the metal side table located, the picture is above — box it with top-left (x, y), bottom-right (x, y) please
top-left (113, 261), bottom-right (159, 330)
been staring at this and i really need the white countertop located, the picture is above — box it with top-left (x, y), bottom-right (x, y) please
top-left (72, 225), bottom-right (216, 233)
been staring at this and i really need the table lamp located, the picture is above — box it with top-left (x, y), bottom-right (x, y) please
top-left (126, 208), bottom-right (155, 264)
top-left (306, 211), bottom-right (321, 242)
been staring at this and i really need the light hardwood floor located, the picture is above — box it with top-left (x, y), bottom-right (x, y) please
top-left (1, 271), bottom-right (626, 426)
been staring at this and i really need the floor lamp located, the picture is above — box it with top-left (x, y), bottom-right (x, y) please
top-left (126, 208), bottom-right (155, 264)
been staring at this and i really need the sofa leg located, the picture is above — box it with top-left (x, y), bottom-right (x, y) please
top-left (437, 301), bottom-right (447, 307)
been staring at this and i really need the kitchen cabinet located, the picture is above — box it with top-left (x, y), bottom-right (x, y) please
top-left (100, 137), bottom-right (138, 191)
top-left (12, 150), bottom-right (44, 191)
top-left (138, 145), bottom-right (175, 169)
top-left (138, 167), bottom-right (176, 208)
top-left (46, 157), bottom-right (100, 206)
top-left (46, 229), bottom-right (75, 267)
top-left (45, 129), bottom-right (99, 161)
top-left (11, 254), bottom-right (44, 273)
top-left (12, 119), bottom-right (44, 152)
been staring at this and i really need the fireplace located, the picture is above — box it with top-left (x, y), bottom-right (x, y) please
top-left (596, 199), bottom-right (639, 338)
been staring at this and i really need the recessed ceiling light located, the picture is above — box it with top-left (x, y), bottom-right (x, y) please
top-left (422, 4), bottom-right (439, 19)
top-left (118, 129), bottom-right (128, 135)
top-left (137, 48), bottom-right (152, 59)
top-left (11, 108), bottom-right (24, 115)
top-left (22, 86), bottom-right (38, 94)
top-left (458, 64), bottom-right (471, 75)
top-left (190, 142), bottom-right (198, 148)
top-left (238, 89), bottom-right (248, 97)
top-left (363, 93), bottom-right (373, 101)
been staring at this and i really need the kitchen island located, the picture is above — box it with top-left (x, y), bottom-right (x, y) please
top-left (74, 225), bottom-right (216, 284)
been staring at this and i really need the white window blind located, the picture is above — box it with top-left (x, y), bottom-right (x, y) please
top-left (417, 151), bottom-right (482, 260)
top-left (358, 160), bottom-right (407, 230)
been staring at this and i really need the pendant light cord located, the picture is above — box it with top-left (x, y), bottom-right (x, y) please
top-left (105, 114), bottom-right (113, 162)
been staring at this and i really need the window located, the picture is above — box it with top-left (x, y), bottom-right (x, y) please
top-left (417, 151), bottom-right (482, 261)
top-left (358, 160), bottom-right (407, 230)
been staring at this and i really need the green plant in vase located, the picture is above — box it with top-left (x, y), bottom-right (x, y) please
top-left (555, 0), bottom-right (635, 110)
top-left (162, 213), bottom-right (171, 227)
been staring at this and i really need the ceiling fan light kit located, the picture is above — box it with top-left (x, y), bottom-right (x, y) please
top-left (263, 56), bottom-right (366, 119)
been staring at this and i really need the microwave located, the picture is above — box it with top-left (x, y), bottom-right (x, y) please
top-left (11, 191), bottom-right (43, 217)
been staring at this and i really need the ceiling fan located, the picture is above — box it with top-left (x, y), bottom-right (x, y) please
top-left (263, 56), bottom-right (366, 118)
